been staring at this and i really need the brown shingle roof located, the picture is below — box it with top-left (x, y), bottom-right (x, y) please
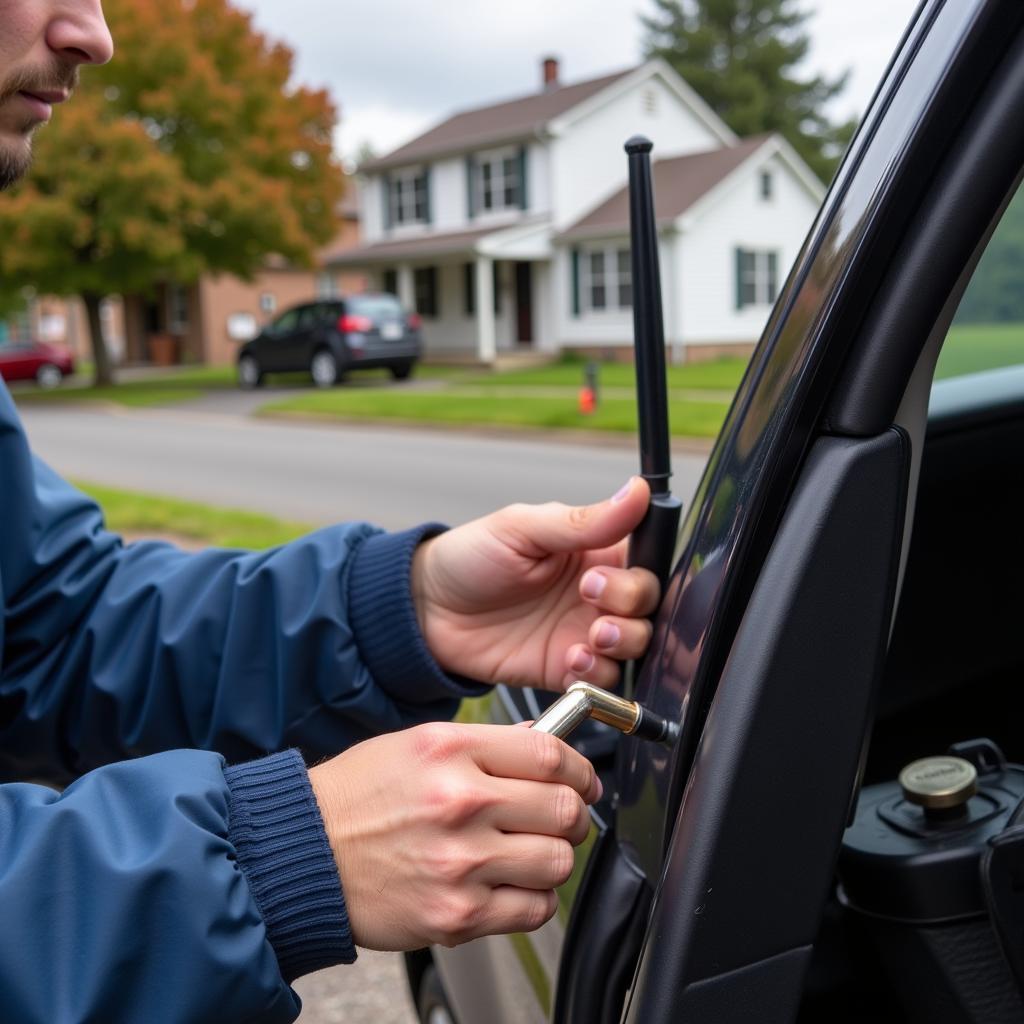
top-left (560, 136), bottom-right (772, 240)
top-left (361, 67), bottom-right (635, 172)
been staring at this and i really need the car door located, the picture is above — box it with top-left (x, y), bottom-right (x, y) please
top-left (426, 3), bottom-right (1024, 1023)
top-left (255, 307), bottom-right (303, 373)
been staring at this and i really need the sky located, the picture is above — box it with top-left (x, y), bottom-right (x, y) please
top-left (238, 0), bottom-right (922, 166)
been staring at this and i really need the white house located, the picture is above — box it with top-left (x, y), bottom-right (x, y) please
top-left (329, 57), bottom-right (825, 364)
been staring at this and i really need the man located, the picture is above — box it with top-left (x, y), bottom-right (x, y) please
top-left (0, 3), bottom-right (661, 1021)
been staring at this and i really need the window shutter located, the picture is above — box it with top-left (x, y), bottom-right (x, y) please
top-left (735, 247), bottom-right (744, 310)
top-left (493, 261), bottom-right (501, 315)
top-left (517, 145), bottom-right (528, 211)
top-left (570, 248), bottom-right (581, 317)
top-left (423, 166), bottom-right (432, 225)
top-left (767, 251), bottom-right (779, 302)
top-left (431, 267), bottom-right (440, 318)
top-left (381, 174), bottom-right (392, 232)
top-left (465, 156), bottom-right (476, 220)
top-left (464, 262), bottom-right (475, 316)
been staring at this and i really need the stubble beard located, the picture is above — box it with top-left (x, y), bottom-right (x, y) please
top-left (0, 128), bottom-right (35, 191)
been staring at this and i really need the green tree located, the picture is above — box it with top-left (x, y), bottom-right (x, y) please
top-left (641, 0), bottom-right (855, 183)
top-left (0, 0), bottom-right (344, 385)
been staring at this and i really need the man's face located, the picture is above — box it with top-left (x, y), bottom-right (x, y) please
top-left (0, 0), bottom-right (112, 189)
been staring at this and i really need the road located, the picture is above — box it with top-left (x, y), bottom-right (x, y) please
top-left (18, 403), bottom-right (708, 529)
top-left (16, 399), bottom-right (709, 1023)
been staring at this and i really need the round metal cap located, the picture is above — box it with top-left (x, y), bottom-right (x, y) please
top-left (899, 756), bottom-right (977, 811)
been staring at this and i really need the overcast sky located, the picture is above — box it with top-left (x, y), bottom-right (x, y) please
top-left (238, 0), bottom-right (922, 165)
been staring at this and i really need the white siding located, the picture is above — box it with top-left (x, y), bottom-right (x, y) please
top-left (550, 75), bottom-right (723, 231)
top-left (359, 177), bottom-right (384, 242)
top-left (677, 153), bottom-right (817, 346)
top-left (430, 158), bottom-right (466, 232)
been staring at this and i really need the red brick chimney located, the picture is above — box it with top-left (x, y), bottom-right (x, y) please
top-left (542, 56), bottom-right (560, 90)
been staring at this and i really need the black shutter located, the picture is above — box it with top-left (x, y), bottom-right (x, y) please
top-left (735, 247), bottom-right (745, 310)
top-left (430, 267), bottom-right (440, 318)
top-left (381, 173), bottom-right (392, 232)
top-left (464, 262), bottom-right (475, 316)
top-left (423, 166), bottom-right (432, 225)
top-left (570, 248), bottom-right (581, 317)
top-left (767, 251), bottom-right (778, 303)
top-left (465, 156), bottom-right (476, 220)
top-left (492, 261), bottom-right (501, 315)
top-left (517, 145), bottom-right (528, 211)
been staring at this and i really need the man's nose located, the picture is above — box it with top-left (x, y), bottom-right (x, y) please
top-left (46, 1), bottom-right (115, 67)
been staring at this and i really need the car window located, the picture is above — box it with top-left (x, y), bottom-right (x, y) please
top-left (268, 308), bottom-right (301, 335)
top-left (347, 295), bottom-right (403, 321)
top-left (935, 180), bottom-right (1024, 381)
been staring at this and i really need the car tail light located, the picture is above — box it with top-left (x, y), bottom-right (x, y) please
top-left (406, 313), bottom-right (422, 330)
top-left (339, 313), bottom-right (373, 333)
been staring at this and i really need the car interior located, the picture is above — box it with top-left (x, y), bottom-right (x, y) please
top-left (797, 176), bottom-right (1024, 1022)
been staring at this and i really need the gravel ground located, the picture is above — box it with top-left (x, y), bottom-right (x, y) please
top-left (294, 951), bottom-right (418, 1024)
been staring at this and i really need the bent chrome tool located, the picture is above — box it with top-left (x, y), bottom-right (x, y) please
top-left (531, 681), bottom-right (678, 745)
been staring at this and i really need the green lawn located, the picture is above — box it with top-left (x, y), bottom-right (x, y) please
top-left (935, 322), bottom-right (1024, 379)
top-left (259, 388), bottom-right (731, 438)
top-left (15, 365), bottom-right (238, 407)
top-left (74, 480), bottom-right (312, 549)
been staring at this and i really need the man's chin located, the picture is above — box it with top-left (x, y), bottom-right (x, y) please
top-left (0, 136), bottom-right (33, 191)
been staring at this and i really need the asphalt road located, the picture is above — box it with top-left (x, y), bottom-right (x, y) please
top-left (16, 399), bottom-right (709, 1024)
top-left (18, 403), bottom-right (708, 530)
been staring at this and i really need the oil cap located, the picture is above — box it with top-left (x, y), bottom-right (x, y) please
top-left (899, 755), bottom-right (977, 814)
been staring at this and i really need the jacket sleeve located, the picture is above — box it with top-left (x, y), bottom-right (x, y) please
top-left (0, 384), bottom-right (486, 784)
top-left (0, 747), bottom-right (343, 1024)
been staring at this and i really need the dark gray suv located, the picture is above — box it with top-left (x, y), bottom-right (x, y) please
top-left (236, 294), bottom-right (422, 388)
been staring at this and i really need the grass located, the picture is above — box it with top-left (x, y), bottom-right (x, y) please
top-left (73, 480), bottom-right (312, 549)
top-left (259, 388), bottom-right (731, 438)
top-left (15, 365), bottom-right (238, 407)
top-left (935, 322), bottom-right (1024, 379)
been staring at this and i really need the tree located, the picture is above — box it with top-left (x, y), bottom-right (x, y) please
top-left (0, 0), bottom-right (344, 385)
top-left (641, 0), bottom-right (856, 183)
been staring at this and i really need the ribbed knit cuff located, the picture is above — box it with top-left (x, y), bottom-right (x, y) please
top-left (348, 524), bottom-right (490, 705)
top-left (223, 749), bottom-right (356, 982)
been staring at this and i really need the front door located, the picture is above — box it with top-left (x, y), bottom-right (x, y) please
top-left (514, 262), bottom-right (533, 345)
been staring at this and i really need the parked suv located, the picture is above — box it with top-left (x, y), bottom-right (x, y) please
top-left (236, 294), bottom-right (421, 388)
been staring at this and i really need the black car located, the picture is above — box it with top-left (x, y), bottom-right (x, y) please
top-left (236, 294), bottom-right (421, 388)
top-left (407, 2), bottom-right (1024, 1022)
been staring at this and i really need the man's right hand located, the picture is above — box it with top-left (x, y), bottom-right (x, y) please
top-left (308, 722), bottom-right (600, 951)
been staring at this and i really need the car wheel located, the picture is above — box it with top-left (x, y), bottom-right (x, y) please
top-left (36, 363), bottom-right (63, 389)
top-left (310, 349), bottom-right (339, 388)
top-left (417, 964), bottom-right (457, 1024)
top-left (238, 354), bottom-right (264, 389)
top-left (390, 361), bottom-right (415, 381)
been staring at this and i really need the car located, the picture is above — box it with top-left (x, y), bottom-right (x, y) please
top-left (236, 294), bottom-right (421, 388)
top-left (0, 339), bottom-right (74, 388)
top-left (403, 2), bottom-right (1024, 1022)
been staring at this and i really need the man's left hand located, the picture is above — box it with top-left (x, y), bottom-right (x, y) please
top-left (411, 477), bottom-right (661, 692)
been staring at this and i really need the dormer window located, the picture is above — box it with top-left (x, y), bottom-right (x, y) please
top-left (388, 168), bottom-right (430, 227)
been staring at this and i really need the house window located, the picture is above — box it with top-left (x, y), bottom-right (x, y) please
top-left (580, 245), bottom-right (632, 313)
top-left (464, 263), bottom-right (475, 316)
top-left (382, 268), bottom-right (398, 296)
top-left (389, 169), bottom-right (429, 226)
top-left (167, 283), bottom-right (189, 334)
top-left (760, 170), bottom-right (773, 200)
top-left (736, 248), bottom-right (779, 309)
top-left (316, 272), bottom-right (338, 299)
top-left (414, 267), bottom-right (439, 317)
top-left (477, 149), bottom-right (522, 212)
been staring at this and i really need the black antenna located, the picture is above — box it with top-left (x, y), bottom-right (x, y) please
top-left (625, 135), bottom-right (683, 588)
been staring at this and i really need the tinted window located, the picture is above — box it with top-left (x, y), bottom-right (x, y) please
top-left (269, 309), bottom-right (301, 334)
top-left (347, 295), bottom-right (404, 321)
top-left (937, 181), bottom-right (1024, 380)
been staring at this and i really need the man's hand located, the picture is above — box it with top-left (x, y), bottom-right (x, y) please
top-left (412, 477), bottom-right (661, 691)
top-left (309, 722), bottom-right (600, 950)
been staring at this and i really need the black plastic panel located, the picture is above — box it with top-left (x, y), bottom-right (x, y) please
top-left (624, 430), bottom-right (909, 1023)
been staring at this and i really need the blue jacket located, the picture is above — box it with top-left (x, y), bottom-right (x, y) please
top-left (0, 381), bottom-right (482, 1022)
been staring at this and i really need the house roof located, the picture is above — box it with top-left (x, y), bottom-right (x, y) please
top-left (559, 135), bottom-right (773, 240)
top-left (326, 226), bottom-right (502, 265)
top-left (360, 67), bottom-right (635, 172)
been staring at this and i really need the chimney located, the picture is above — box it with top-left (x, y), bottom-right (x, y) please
top-left (542, 56), bottom-right (560, 90)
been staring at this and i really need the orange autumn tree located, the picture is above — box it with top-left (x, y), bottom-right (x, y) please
top-left (0, 0), bottom-right (344, 385)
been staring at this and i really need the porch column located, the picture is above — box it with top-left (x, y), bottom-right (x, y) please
top-left (475, 255), bottom-right (496, 364)
top-left (397, 264), bottom-right (415, 311)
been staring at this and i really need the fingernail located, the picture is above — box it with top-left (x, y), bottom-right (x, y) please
top-left (581, 571), bottom-right (606, 600)
top-left (611, 477), bottom-right (634, 503)
top-left (595, 622), bottom-right (620, 649)
top-left (570, 648), bottom-right (595, 673)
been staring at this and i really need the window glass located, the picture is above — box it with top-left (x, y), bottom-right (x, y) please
top-left (936, 182), bottom-right (1024, 381)
top-left (382, 268), bottom-right (398, 296)
top-left (348, 295), bottom-right (404, 320)
top-left (736, 248), bottom-right (779, 309)
top-left (414, 267), bottom-right (439, 318)
top-left (617, 249), bottom-right (633, 309)
top-left (477, 149), bottom-right (520, 212)
top-left (390, 169), bottom-right (428, 225)
top-left (760, 170), bottom-right (773, 200)
top-left (588, 251), bottom-right (606, 310)
top-left (270, 308), bottom-right (300, 334)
